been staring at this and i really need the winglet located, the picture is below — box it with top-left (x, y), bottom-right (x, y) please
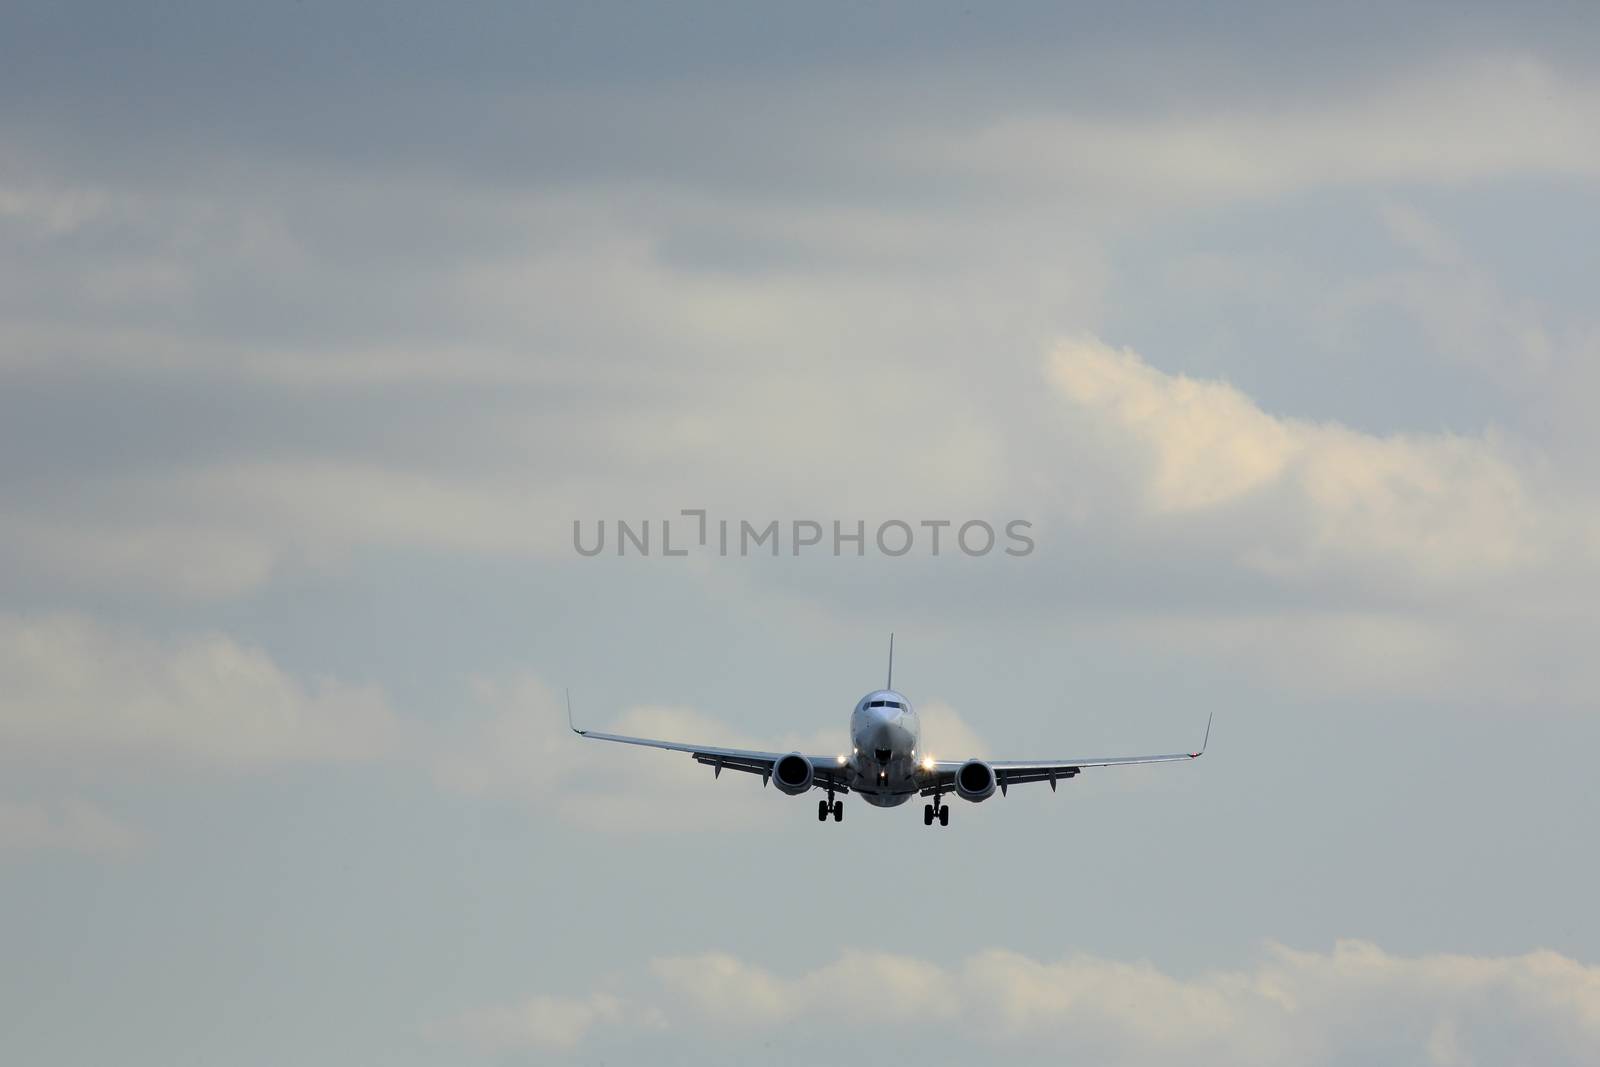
top-left (567, 688), bottom-right (586, 736)
top-left (1190, 713), bottom-right (1212, 758)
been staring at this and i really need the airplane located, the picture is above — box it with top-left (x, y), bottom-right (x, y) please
top-left (569, 635), bottom-right (1209, 827)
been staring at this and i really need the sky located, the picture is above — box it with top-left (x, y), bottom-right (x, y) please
top-left (3, 2), bottom-right (1600, 1063)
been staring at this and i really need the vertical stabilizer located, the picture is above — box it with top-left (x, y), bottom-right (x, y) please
top-left (887, 632), bottom-right (895, 690)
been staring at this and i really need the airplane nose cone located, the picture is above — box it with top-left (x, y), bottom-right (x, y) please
top-left (866, 716), bottom-right (898, 760)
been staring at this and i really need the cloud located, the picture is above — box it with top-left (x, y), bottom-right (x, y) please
top-left (433, 676), bottom-right (990, 831)
top-left (0, 613), bottom-right (407, 774)
top-left (1348, 202), bottom-right (1600, 459)
top-left (921, 55), bottom-right (1600, 205)
top-left (1030, 337), bottom-right (1600, 703)
top-left (457, 941), bottom-right (1600, 1064)
top-left (0, 798), bottom-right (143, 857)
top-left (8, 53), bottom-right (1600, 613)
top-left (6, 324), bottom-right (1594, 709)
top-left (1046, 337), bottom-right (1588, 587)
top-left (0, 618), bottom-right (988, 834)
top-left (437, 993), bottom-right (632, 1052)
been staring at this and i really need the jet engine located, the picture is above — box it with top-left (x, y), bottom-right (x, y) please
top-left (954, 758), bottom-right (997, 802)
top-left (772, 752), bottom-right (815, 796)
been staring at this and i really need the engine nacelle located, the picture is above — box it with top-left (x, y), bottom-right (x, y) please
top-left (772, 752), bottom-right (814, 796)
top-left (954, 759), bottom-right (997, 802)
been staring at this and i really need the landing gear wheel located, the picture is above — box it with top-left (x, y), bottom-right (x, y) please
top-left (817, 800), bottom-right (829, 822)
top-left (923, 804), bottom-right (934, 826)
top-left (832, 800), bottom-right (844, 822)
top-left (938, 806), bottom-right (950, 827)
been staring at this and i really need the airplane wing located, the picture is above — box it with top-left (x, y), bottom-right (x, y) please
top-left (567, 693), bottom-right (849, 792)
top-left (920, 714), bottom-right (1210, 797)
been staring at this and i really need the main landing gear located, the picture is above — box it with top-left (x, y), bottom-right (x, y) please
top-left (923, 800), bottom-right (950, 827)
top-left (817, 788), bottom-right (843, 822)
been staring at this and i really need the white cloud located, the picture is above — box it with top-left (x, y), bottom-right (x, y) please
top-left (913, 700), bottom-right (989, 763)
top-left (0, 798), bottom-right (143, 857)
top-left (4, 327), bottom-right (1594, 710)
top-left (0, 621), bottom-right (986, 834)
top-left (1047, 337), bottom-right (1586, 586)
top-left (1036, 336), bottom-right (1600, 702)
top-left (9, 321), bottom-right (1586, 618)
top-left (434, 675), bottom-right (975, 831)
top-left (439, 992), bottom-right (631, 1051)
top-left (923, 56), bottom-right (1600, 205)
top-left (461, 941), bottom-right (1600, 1064)
top-left (0, 613), bottom-right (408, 773)
top-left (651, 950), bottom-right (941, 1029)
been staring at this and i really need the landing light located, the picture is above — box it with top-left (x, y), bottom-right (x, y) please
top-left (836, 754), bottom-right (848, 765)
top-left (921, 755), bottom-right (935, 771)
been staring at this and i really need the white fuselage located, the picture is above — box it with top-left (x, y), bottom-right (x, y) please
top-left (847, 689), bottom-right (922, 807)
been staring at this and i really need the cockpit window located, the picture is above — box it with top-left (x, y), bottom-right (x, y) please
top-left (868, 700), bottom-right (903, 709)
